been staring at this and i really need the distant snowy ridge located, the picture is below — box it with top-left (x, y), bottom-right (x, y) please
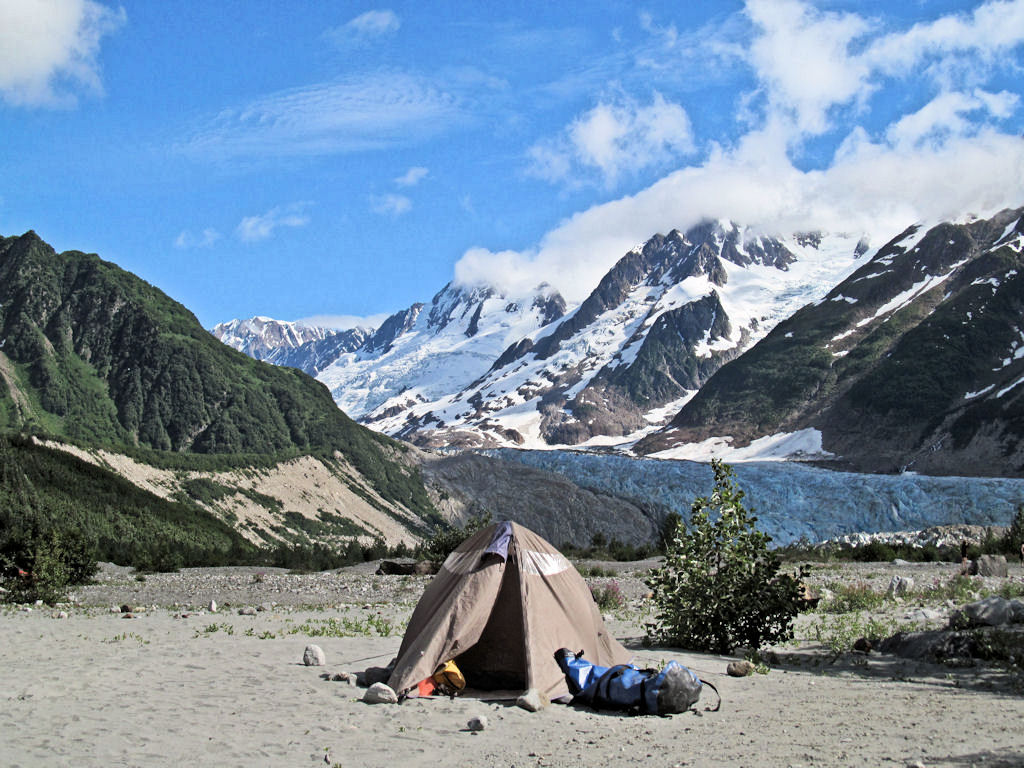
top-left (211, 317), bottom-right (372, 376)
top-left (317, 281), bottom-right (566, 423)
top-left (212, 317), bottom-right (339, 358)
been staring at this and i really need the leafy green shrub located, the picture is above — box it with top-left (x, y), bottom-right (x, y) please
top-left (0, 524), bottom-right (97, 605)
top-left (645, 460), bottom-right (807, 654)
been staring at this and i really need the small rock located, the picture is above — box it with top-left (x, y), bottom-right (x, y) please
top-left (1010, 600), bottom-right (1024, 623)
top-left (904, 607), bottom-right (943, 623)
top-left (515, 688), bottom-right (548, 712)
top-left (363, 682), bottom-right (398, 704)
top-left (238, 606), bottom-right (257, 616)
top-left (331, 672), bottom-right (357, 685)
top-left (853, 637), bottom-right (872, 654)
top-left (726, 660), bottom-right (755, 677)
top-left (54, 611), bottom-right (68, 619)
top-left (467, 715), bottom-right (488, 731)
top-left (303, 644), bottom-right (326, 666)
top-left (208, 600), bottom-right (218, 613)
top-left (120, 604), bottom-right (133, 613)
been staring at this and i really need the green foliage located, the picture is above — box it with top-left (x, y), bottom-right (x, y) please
top-left (811, 613), bottom-right (911, 657)
top-left (418, 512), bottom-right (493, 562)
top-left (0, 435), bottom-right (255, 572)
top-left (658, 511), bottom-right (683, 553)
top-left (590, 580), bottom-right (626, 612)
top-left (558, 537), bottom-right (654, 562)
top-left (0, 525), bottom-right (97, 605)
top-left (0, 444), bottom-right (97, 603)
top-left (1004, 505), bottom-right (1024, 557)
top-left (816, 581), bottom-right (887, 614)
top-left (645, 460), bottom-right (807, 654)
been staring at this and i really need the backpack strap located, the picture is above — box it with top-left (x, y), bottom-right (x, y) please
top-left (698, 678), bottom-right (721, 712)
top-left (576, 664), bottom-right (632, 711)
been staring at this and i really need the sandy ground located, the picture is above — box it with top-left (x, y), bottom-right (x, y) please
top-left (2, 560), bottom-right (1023, 768)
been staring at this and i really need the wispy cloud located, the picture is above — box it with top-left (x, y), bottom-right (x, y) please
top-left (174, 228), bottom-right (222, 249)
top-left (527, 91), bottom-right (695, 188)
top-left (0, 0), bottom-right (125, 108)
top-left (236, 203), bottom-right (311, 243)
top-left (371, 193), bottom-right (412, 217)
top-left (325, 9), bottom-right (400, 47)
top-left (395, 166), bottom-right (429, 187)
top-left (183, 73), bottom-right (463, 160)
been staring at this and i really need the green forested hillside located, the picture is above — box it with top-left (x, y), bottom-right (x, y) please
top-left (0, 231), bottom-right (434, 518)
top-left (0, 435), bottom-right (254, 574)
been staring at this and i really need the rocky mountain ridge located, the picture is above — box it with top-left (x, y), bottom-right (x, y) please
top-left (641, 207), bottom-right (1024, 476)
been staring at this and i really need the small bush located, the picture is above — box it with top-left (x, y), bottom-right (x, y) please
top-left (645, 460), bottom-right (807, 654)
top-left (590, 581), bottom-right (626, 612)
top-left (819, 581), bottom-right (887, 614)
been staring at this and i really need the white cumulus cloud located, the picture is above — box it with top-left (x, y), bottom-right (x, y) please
top-left (0, 0), bottom-right (125, 107)
top-left (885, 89), bottom-right (1020, 148)
top-left (527, 91), bottom-right (695, 188)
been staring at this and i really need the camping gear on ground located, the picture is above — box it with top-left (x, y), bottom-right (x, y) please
top-left (555, 648), bottom-right (719, 715)
top-left (431, 659), bottom-right (467, 696)
top-left (387, 521), bottom-right (631, 701)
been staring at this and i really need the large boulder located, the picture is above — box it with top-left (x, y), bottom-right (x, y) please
top-left (969, 555), bottom-right (1008, 577)
top-left (887, 575), bottom-right (914, 597)
top-left (954, 597), bottom-right (1012, 627)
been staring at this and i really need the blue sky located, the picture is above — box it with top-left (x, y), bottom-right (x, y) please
top-left (2, 1), bottom-right (1024, 329)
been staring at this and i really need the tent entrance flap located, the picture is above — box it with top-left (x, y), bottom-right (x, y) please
top-left (453, 551), bottom-right (527, 690)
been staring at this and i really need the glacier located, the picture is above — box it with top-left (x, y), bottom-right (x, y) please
top-left (490, 449), bottom-right (1024, 547)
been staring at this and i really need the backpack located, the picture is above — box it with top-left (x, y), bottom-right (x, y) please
top-left (555, 649), bottom-right (719, 715)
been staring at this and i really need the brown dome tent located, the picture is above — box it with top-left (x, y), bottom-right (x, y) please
top-left (388, 521), bottom-right (631, 700)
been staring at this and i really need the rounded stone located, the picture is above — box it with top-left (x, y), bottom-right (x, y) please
top-left (303, 644), bottom-right (326, 666)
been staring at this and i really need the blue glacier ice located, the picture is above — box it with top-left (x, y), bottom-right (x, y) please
top-left (490, 450), bottom-right (1024, 546)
